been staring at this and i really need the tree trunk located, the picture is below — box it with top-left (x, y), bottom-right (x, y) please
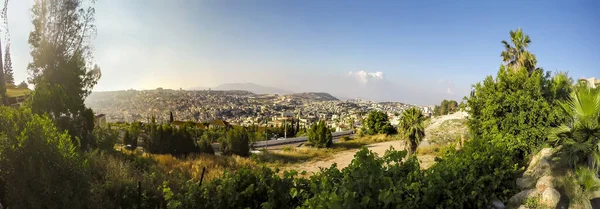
top-left (0, 38), bottom-right (5, 106)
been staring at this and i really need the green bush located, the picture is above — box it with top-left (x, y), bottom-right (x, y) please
top-left (307, 120), bottom-right (333, 148)
top-left (0, 107), bottom-right (91, 209)
top-left (468, 66), bottom-right (570, 155)
top-left (91, 127), bottom-right (118, 151)
top-left (364, 110), bottom-right (396, 135)
top-left (145, 123), bottom-right (203, 156)
top-left (198, 132), bottom-right (215, 155)
top-left (163, 167), bottom-right (307, 209)
top-left (220, 128), bottom-right (250, 157)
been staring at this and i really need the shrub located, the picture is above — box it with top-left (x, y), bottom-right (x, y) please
top-left (0, 107), bottom-right (91, 209)
top-left (198, 133), bottom-right (215, 155)
top-left (364, 111), bottom-right (396, 135)
top-left (91, 127), bottom-right (118, 151)
top-left (307, 120), bottom-right (332, 148)
top-left (220, 128), bottom-right (250, 157)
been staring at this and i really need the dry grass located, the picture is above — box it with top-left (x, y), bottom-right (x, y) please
top-left (416, 143), bottom-right (449, 156)
top-left (149, 153), bottom-right (257, 182)
top-left (6, 88), bottom-right (30, 97)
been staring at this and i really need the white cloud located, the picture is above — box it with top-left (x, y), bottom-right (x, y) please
top-left (348, 71), bottom-right (384, 84)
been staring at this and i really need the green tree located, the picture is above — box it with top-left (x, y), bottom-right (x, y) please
top-left (220, 128), bottom-right (250, 157)
top-left (468, 29), bottom-right (570, 155)
top-left (308, 120), bottom-right (333, 148)
top-left (398, 107), bottom-right (425, 155)
top-left (198, 132), bottom-right (215, 155)
top-left (364, 111), bottom-right (395, 135)
top-left (17, 80), bottom-right (27, 89)
top-left (500, 28), bottom-right (537, 73)
top-left (2, 0), bottom-right (13, 86)
top-left (27, 0), bottom-right (101, 149)
top-left (128, 122), bottom-right (141, 148)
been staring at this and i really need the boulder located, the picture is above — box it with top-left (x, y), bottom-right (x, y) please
top-left (516, 205), bottom-right (529, 209)
top-left (516, 177), bottom-right (535, 189)
top-left (540, 187), bottom-right (560, 208)
top-left (522, 148), bottom-right (554, 180)
top-left (508, 189), bottom-right (538, 206)
top-left (535, 176), bottom-right (554, 192)
top-left (489, 199), bottom-right (505, 209)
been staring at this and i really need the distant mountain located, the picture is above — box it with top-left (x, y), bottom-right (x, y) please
top-left (209, 83), bottom-right (293, 95)
top-left (287, 92), bottom-right (339, 101)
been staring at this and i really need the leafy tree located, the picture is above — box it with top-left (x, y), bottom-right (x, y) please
top-left (364, 110), bottom-right (395, 135)
top-left (468, 29), bottom-right (570, 155)
top-left (1, 0), bottom-right (13, 86)
top-left (127, 121), bottom-right (141, 148)
top-left (500, 28), bottom-right (537, 73)
top-left (307, 120), bottom-right (333, 148)
top-left (398, 107), bottom-right (425, 155)
top-left (433, 99), bottom-right (458, 116)
top-left (17, 80), bottom-right (27, 89)
top-left (122, 129), bottom-right (132, 146)
top-left (198, 132), bottom-right (215, 155)
top-left (220, 128), bottom-right (250, 157)
top-left (27, 0), bottom-right (101, 149)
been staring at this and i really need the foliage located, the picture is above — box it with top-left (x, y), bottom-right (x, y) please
top-left (398, 107), bottom-right (426, 155)
top-left (163, 167), bottom-right (307, 209)
top-left (17, 81), bottom-right (28, 89)
top-left (364, 110), bottom-right (396, 135)
top-left (220, 128), bottom-right (251, 157)
top-left (91, 126), bottom-right (118, 151)
top-left (145, 123), bottom-right (203, 156)
top-left (27, 0), bottom-right (102, 149)
top-left (549, 87), bottom-right (600, 168)
top-left (575, 166), bottom-right (600, 193)
top-left (500, 28), bottom-right (537, 73)
top-left (307, 120), bottom-right (333, 148)
top-left (467, 65), bottom-right (570, 155)
top-left (198, 132), bottom-right (215, 155)
top-left (433, 99), bottom-right (458, 116)
top-left (419, 136), bottom-right (521, 208)
top-left (0, 107), bottom-right (91, 209)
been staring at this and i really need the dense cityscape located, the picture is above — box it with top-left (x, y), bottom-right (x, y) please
top-left (85, 88), bottom-right (433, 131)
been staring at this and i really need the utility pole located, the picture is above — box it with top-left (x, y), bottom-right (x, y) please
top-left (264, 116), bottom-right (268, 150)
top-left (284, 118), bottom-right (287, 139)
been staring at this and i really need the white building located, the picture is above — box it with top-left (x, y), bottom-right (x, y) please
top-left (580, 77), bottom-right (600, 88)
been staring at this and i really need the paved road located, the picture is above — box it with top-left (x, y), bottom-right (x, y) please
top-left (211, 131), bottom-right (354, 152)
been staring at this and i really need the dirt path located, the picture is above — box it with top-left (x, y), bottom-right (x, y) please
top-left (287, 140), bottom-right (436, 175)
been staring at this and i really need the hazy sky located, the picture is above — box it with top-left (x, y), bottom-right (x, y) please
top-left (6, 0), bottom-right (600, 105)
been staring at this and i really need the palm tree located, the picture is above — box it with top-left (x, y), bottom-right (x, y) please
top-left (549, 86), bottom-right (600, 169)
top-left (500, 28), bottom-right (537, 73)
top-left (399, 107), bottom-right (426, 155)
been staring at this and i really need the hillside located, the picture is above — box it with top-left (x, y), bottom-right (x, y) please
top-left (286, 92), bottom-right (339, 101)
top-left (213, 83), bottom-right (293, 95)
top-left (420, 111), bottom-right (468, 147)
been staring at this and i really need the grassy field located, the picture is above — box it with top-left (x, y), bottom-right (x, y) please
top-left (6, 88), bottom-right (30, 97)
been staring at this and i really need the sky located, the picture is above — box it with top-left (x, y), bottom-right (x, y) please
top-left (6, 0), bottom-right (600, 105)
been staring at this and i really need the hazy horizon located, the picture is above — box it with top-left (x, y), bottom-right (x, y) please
top-left (7, 0), bottom-right (600, 105)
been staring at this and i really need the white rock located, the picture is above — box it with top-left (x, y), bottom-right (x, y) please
top-left (540, 187), bottom-right (560, 208)
top-left (535, 176), bottom-right (554, 192)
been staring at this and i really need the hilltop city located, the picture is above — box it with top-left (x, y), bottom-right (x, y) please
top-left (85, 88), bottom-right (433, 131)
